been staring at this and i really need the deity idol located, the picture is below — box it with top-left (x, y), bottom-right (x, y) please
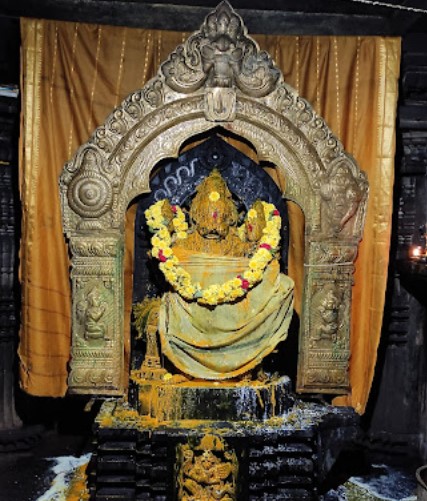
top-left (138, 169), bottom-right (294, 380)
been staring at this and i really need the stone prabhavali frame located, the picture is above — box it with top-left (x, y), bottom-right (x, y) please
top-left (60, 1), bottom-right (368, 396)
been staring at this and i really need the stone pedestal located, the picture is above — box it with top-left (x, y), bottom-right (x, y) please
top-left (88, 399), bottom-right (358, 500)
top-left (131, 374), bottom-right (294, 422)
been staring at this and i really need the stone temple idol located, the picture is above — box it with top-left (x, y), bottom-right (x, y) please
top-left (60, 2), bottom-right (369, 499)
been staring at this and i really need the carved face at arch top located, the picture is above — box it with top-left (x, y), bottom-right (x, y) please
top-left (60, 0), bottom-right (368, 396)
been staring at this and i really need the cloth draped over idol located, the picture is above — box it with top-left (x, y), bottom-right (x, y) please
top-left (19, 18), bottom-right (400, 413)
top-left (159, 255), bottom-right (294, 379)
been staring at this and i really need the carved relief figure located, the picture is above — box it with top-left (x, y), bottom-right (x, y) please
top-left (140, 169), bottom-right (294, 380)
top-left (177, 435), bottom-right (237, 501)
top-left (315, 289), bottom-right (340, 343)
top-left (77, 288), bottom-right (107, 341)
top-left (320, 162), bottom-right (362, 235)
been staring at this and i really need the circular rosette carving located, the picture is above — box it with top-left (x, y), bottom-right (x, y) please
top-left (68, 171), bottom-right (112, 218)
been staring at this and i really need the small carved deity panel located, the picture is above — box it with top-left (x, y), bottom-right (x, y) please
top-left (309, 283), bottom-right (348, 350)
top-left (176, 434), bottom-right (238, 501)
top-left (75, 284), bottom-right (111, 345)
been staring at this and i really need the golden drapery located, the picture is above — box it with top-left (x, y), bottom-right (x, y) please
top-left (19, 18), bottom-right (400, 413)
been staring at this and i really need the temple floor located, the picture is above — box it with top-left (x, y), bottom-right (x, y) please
top-left (0, 429), bottom-right (92, 501)
top-left (0, 428), bottom-right (419, 500)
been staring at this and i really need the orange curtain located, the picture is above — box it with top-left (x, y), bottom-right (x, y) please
top-left (19, 19), bottom-right (400, 413)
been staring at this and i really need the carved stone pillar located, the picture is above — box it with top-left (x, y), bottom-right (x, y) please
top-left (68, 236), bottom-right (125, 395)
top-left (0, 93), bottom-right (21, 438)
top-left (297, 242), bottom-right (356, 393)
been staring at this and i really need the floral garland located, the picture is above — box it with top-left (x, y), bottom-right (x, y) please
top-left (145, 197), bottom-right (281, 306)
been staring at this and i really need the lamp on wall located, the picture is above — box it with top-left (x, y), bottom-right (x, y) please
top-left (403, 224), bottom-right (427, 284)
top-left (409, 224), bottom-right (427, 262)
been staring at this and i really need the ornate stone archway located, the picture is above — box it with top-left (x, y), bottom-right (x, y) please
top-left (60, 1), bottom-right (368, 396)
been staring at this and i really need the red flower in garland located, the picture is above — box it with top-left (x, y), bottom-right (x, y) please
top-left (273, 209), bottom-right (280, 216)
top-left (171, 205), bottom-right (177, 214)
top-left (158, 249), bottom-right (167, 262)
top-left (259, 243), bottom-right (272, 251)
top-left (238, 275), bottom-right (250, 290)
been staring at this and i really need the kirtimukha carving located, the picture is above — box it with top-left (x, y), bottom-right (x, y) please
top-left (161, 3), bottom-right (280, 96)
top-left (176, 434), bottom-right (238, 501)
top-left (60, 1), bottom-right (368, 395)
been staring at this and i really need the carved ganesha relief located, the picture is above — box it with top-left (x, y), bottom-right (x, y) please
top-left (309, 284), bottom-right (346, 349)
top-left (73, 281), bottom-right (114, 347)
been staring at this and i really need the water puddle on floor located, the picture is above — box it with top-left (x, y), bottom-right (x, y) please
top-left (34, 455), bottom-right (418, 501)
top-left (35, 454), bottom-right (91, 501)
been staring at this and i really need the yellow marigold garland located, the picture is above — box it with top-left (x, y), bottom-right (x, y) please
top-left (145, 200), bottom-right (281, 306)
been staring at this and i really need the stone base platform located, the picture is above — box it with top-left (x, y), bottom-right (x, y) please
top-left (88, 400), bottom-right (359, 501)
top-left (130, 373), bottom-right (294, 422)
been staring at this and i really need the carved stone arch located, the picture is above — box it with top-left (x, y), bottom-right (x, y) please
top-left (60, 1), bottom-right (368, 395)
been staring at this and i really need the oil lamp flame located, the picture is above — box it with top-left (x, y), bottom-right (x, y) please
top-left (412, 246), bottom-right (423, 258)
top-left (410, 245), bottom-right (427, 261)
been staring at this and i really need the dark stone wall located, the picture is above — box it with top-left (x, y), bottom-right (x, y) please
top-left (366, 33), bottom-right (427, 462)
top-left (0, 94), bottom-right (21, 435)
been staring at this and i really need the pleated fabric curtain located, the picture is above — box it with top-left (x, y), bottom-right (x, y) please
top-left (19, 18), bottom-right (400, 414)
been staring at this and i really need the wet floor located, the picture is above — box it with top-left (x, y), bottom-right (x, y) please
top-left (0, 430), bottom-right (420, 501)
top-left (0, 430), bottom-right (91, 501)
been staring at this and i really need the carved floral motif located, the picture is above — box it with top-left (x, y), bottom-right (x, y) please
top-left (70, 240), bottom-right (118, 257)
top-left (68, 366), bottom-right (117, 387)
top-left (310, 242), bottom-right (358, 264)
top-left (306, 369), bottom-right (348, 387)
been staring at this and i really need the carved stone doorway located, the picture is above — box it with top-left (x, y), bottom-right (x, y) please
top-left (60, 1), bottom-right (368, 396)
